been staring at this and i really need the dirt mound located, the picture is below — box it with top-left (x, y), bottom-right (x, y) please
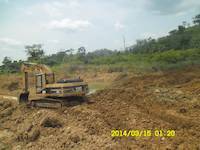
top-left (0, 67), bottom-right (199, 149)
top-left (0, 101), bottom-right (117, 150)
top-left (88, 68), bottom-right (200, 149)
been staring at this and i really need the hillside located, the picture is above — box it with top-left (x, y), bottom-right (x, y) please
top-left (128, 24), bottom-right (200, 53)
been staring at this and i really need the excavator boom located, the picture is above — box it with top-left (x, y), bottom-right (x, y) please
top-left (21, 63), bottom-right (53, 74)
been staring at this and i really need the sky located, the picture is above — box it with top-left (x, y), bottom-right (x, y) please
top-left (0, 0), bottom-right (200, 63)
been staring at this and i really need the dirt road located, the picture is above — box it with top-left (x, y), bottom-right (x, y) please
top-left (0, 67), bottom-right (199, 149)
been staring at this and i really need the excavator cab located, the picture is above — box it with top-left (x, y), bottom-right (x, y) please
top-left (35, 73), bottom-right (55, 94)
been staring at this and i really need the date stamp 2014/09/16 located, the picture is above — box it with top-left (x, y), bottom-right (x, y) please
top-left (111, 130), bottom-right (175, 137)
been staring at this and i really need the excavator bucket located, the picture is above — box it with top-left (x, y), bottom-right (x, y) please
top-left (19, 92), bottom-right (29, 104)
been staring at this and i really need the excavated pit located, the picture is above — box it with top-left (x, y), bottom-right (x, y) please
top-left (0, 67), bottom-right (199, 149)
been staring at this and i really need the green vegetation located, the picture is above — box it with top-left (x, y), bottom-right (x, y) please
top-left (0, 57), bottom-right (22, 73)
top-left (0, 14), bottom-right (200, 74)
top-left (85, 49), bottom-right (200, 71)
top-left (25, 44), bottom-right (45, 62)
top-left (128, 14), bottom-right (200, 53)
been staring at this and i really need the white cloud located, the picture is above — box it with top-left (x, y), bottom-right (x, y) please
top-left (114, 21), bottom-right (125, 31)
top-left (0, 38), bottom-right (22, 46)
top-left (46, 18), bottom-right (92, 31)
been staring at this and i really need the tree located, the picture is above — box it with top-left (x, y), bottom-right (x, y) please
top-left (1, 57), bottom-right (21, 73)
top-left (190, 35), bottom-right (200, 48)
top-left (193, 14), bottom-right (200, 25)
top-left (78, 47), bottom-right (86, 55)
top-left (77, 47), bottom-right (87, 63)
top-left (182, 21), bottom-right (187, 27)
top-left (178, 25), bottom-right (185, 33)
top-left (169, 29), bottom-right (177, 35)
top-left (65, 48), bottom-right (74, 55)
top-left (25, 44), bottom-right (44, 61)
top-left (2, 57), bottom-right (12, 66)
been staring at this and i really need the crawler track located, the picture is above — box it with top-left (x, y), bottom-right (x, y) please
top-left (30, 98), bottom-right (63, 109)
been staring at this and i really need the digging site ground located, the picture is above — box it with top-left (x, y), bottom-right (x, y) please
top-left (0, 67), bottom-right (200, 149)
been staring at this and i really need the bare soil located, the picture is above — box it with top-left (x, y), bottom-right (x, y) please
top-left (0, 67), bottom-right (200, 150)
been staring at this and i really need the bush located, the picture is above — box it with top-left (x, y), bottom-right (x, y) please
top-left (151, 49), bottom-right (200, 64)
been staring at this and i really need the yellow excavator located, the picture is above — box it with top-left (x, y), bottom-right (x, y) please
top-left (19, 62), bottom-right (89, 108)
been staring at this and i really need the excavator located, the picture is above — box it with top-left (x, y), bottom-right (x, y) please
top-left (19, 62), bottom-right (89, 108)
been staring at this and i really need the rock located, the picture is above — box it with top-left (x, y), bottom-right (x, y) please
top-left (155, 89), bottom-right (161, 93)
top-left (179, 108), bottom-right (187, 113)
top-left (161, 137), bottom-right (165, 141)
top-left (193, 105), bottom-right (200, 109)
top-left (28, 129), bottom-right (40, 142)
top-left (176, 90), bottom-right (184, 95)
top-left (17, 129), bottom-right (40, 142)
top-left (40, 117), bottom-right (62, 128)
top-left (70, 135), bottom-right (80, 143)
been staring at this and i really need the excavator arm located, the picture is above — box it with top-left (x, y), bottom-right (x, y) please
top-left (21, 63), bottom-right (52, 74)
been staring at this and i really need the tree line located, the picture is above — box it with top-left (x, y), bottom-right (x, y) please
top-left (127, 14), bottom-right (200, 53)
top-left (0, 13), bottom-right (200, 73)
top-left (0, 44), bottom-right (115, 73)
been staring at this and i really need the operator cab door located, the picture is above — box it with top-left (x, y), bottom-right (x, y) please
top-left (35, 74), bottom-right (45, 94)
